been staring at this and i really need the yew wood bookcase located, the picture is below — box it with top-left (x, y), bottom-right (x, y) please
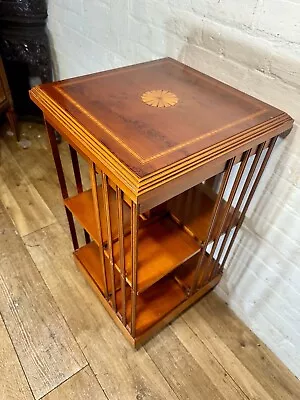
top-left (30, 58), bottom-right (293, 348)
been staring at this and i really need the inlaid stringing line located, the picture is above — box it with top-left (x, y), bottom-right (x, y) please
top-left (54, 85), bottom-right (267, 164)
top-left (59, 58), bottom-right (266, 107)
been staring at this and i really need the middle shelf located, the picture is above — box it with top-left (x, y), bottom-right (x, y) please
top-left (64, 185), bottom-right (131, 245)
top-left (66, 182), bottom-right (238, 294)
top-left (111, 215), bottom-right (200, 293)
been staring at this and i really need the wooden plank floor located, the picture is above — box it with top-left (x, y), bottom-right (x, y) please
top-left (0, 122), bottom-right (299, 400)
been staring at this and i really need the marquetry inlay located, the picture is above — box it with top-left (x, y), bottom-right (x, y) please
top-left (141, 90), bottom-right (178, 108)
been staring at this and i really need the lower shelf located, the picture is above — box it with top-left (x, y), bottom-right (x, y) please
top-left (74, 241), bottom-right (120, 294)
top-left (116, 276), bottom-right (187, 337)
top-left (175, 253), bottom-right (220, 290)
top-left (74, 241), bottom-right (187, 337)
top-left (73, 240), bottom-right (221, 347)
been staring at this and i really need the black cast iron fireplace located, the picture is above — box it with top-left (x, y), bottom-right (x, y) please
top-left (0, 0), bottom-right (52, 117)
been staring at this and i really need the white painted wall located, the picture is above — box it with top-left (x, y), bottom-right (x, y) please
top-left (47, 0), bottom-right (300, 378)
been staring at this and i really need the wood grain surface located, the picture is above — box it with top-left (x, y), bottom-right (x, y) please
top-left (43, 367), bottom-right (106, 400)
top-left (74, 241), bottom-right (120, 294)
top-left (194, 294), bottom-right (300, 400)
top-left (29, 58), bottom-right (293, 203)
top-left (30, 58), bottom-right (286, 173)
top-left (0, 141), bottom-right (56, 236)
top-left (24, 223), bottom-right (179, 400)
top-left (0, 123), bottom-right (299, 399)
top-left (112, 215), bottom-right (199, 292)
top-left (0, 202), bottom-right (86, 399)
top-left (170, 317), bottom-right (247, 399)
top-left (0, 314), bottom-right (33, 400)
top-left (145, 326), bottom-right (228, 400)
top-left (183, 306), bottom-right (275, 399)
top-left (2, 128), bottom-right (69, 230)
top-left (65, 185), bottom-right (131, 245)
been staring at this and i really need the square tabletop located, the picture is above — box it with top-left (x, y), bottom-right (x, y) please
top-left (30, 58), bottom-right (292, 192)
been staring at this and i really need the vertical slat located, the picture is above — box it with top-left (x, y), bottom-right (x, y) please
top-left (65, 210), bottom-right (79, 250)
top-left (69, 145), bottom-right (90, 244)
top-left (101, 172), bottom-right (116, 311)
top-left (183, 188), bottom-right (193, 224)
top-left (213, 142), bottom-right (266, 273)
top-left (190, 158), bottom-right (235, 294)
top-left (83, 228), bottom-right (91, 244)
top-left (89, 163), bottom-right (109, 299)
top-left (130, 202), bottom-right (139, 337)
top-left (207, 149), bottom-right (252, 279)
top-left (45, 120), bottom-right (79, 250)
top-left (220, 137), bottom-right (278, 272)
top-left (69, 145), bottom-right (83, 193)
top-left (116, 187), bottom-right (127, 326)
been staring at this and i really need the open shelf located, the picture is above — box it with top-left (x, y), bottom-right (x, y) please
top-left (65, 185), bottom-right (131, 245)
top-left (74, 240), bottom-right (187, 339)
top-left (112, 215), bottom-right (200, 294)
top-left (174, 253), bottom-right (220, 290)
top-left (116, 276), bottom-right (186, 338)
top-left (168, 183), bottom-right (239, 244)
top-left (74, 241), bottom-right (120, 294)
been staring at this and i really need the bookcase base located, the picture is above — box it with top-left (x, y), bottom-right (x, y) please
top-left (74, 251), bottom-right (221, 349)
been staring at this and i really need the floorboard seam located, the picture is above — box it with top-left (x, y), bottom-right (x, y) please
top-left (182, 315), bottom-right (251, 400)
top-left (22, 223), bottom-right (179, 400)
top-left (22, 222), bottom-right (57, 240)
top-left (144, 344), bottom-right (181, 400)
top-left (22, 232), bottom-right (111, 399)
top-left (39, 365), bottom-right (87, 400)
top-left (88, 365), bottom-right (110, 400)
top-left (16, 234), bottom-right (91, 394)
top-left (0, 310), bottom-right (36, 400)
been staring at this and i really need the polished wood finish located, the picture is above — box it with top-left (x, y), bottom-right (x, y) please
top-left (112, 215), bottom-right (200, 293)
top-left (0, 57), bottom-right (19, 140)
top-left (102, 172), bottom-right (117, 311)
top-left (29, 58), bottom-right (293, 347)
top-left (167, 182), bottom-right (240, 243)
top-left (69, 145), bottom-right (90, 244)
top-left (89, 162), bottom-right (109, 299)
top-left (116, 187), bottom-right (127, 325)
top-left (30, 58), bottom-right (293, 204)
top-left (220, 137), bottom-right (278, 272)
top-left (117, 276), bottom-right (187, 338)
top-left (74, 241), bottom-right (120, 294)
top-left (45, 120), bottom-right (79, 250)
top-left (206, 150), bottom-right (251, 282)
top-left (175, 253), bottom-right (218, 291)
top-left (65, 184), bottom-right (131, 245)
top-left (1, 125), bottom-right (299, 399)
top-left (191, 157), bottom-right (235, 293)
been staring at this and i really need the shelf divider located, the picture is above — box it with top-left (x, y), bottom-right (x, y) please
top-left (174, 253), bottom-right (220, 291)
top-left (64, 185), bottom-right (131, 246)
top-left (112, 214), bottom-right (200, 294)
top-left (74, 241), bottom-right (120, 295)
top-left (116, 275), bottom-right (186, 338)
top-left (168, 183), bottom-right (240, 243)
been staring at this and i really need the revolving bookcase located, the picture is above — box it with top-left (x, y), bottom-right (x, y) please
top-left (30, 58), bottom-right (293, 348)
